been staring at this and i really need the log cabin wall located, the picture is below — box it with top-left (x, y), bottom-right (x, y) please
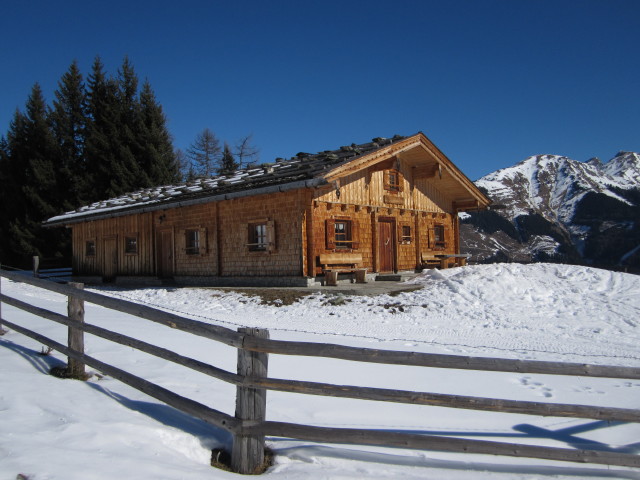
top-left (71, 212), bottom-right (155, 276)
top-left (152, 203), bottom-right (218, 276)
top-left (216, 189), bottom-right (305, 277)
top-left (71, 189), bottom-right (308, 279)
top-left (311, 158), bottom-right (459, 275)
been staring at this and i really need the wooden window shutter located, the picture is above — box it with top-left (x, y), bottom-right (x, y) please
top-left (351, 220), bottom-right (360, 250)
top-left (383, 170), bottom-right (390, 191)
top-left (427, 225), bottom-right (434, 249)
top-left (326, 219), bottom-right (336, 250)
top-left (199, 227), bottom-right (208, 256)
top-left (178, 229), bottom-right (186, 253)
top-left (266, 220), bottom-right (276, 253)
top-left (398, 172), bottom-right (404, 193)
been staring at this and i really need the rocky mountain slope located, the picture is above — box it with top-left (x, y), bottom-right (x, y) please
top-left (460, 151), bottom-right (640, 270)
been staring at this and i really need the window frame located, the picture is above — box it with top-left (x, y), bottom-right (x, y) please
top-left (185, 229), bottom-right (200, 255)
top-left (401, 225), bottom-right (412, 244)
top-left (85, 239), bottom-right (96, 257)
top-left (433, 224), bottom-right (446, 248)
top-left (326, 217), bottom-right (359, 251)
top-left (248, 222), bottom-right (268, 252)
top-left (124, 234), bottom-right (138, 255)
top-left (384, 169), bottom-right (403, 193)
top-left (334, 220), bottom-right (352, 249)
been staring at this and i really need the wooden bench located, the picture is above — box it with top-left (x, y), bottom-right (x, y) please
top-left (319, 253), bottom-right (367, 286)
top-left (421, 253), bottom-right (445, 269)
top-left (420, 253), bottom-right (470, 269)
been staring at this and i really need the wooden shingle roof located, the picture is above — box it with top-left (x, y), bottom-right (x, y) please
top-left (44, 135), bottom-right (409, 226)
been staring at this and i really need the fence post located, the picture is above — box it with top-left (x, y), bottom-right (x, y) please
top-left (33, 256), bottom-right (40, 278)
top-left (231, 327), bottom-right (269, 474)
top-left (0, 265), bottom-right (5, 335)
top-left (67, 282), bottom-right (86, 378)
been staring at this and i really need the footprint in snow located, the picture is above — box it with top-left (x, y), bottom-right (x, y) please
top-left (518, 376), bottom-right (554, 398)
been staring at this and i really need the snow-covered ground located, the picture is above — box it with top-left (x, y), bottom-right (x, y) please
top-left (1, 263), bottom-right (639, 480)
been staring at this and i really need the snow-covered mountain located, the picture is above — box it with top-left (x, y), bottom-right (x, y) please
top-left (461, 151), bottom-right (640, 270)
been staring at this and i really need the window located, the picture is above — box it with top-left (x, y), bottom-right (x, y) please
top-left (434, 225), bottom-right (445, 248)
top-left (334, 221), bottom-right (351, 249)
top-left (249, 223), bottom-right (267, 251)
top-left (124, 235), bottom-right (138, 254)
top-left (185, 229), bottom-right (200, 255)
top-left (248, 220), bottom-right (275, 252)
top-left (85, 240), bottom-right (96, 257)
top-left (401, 225), bottom-right (412, 244)
top-left (326, 218), bottom-right (359, 250)
top-left (384, 169), bottom-right (402, 193)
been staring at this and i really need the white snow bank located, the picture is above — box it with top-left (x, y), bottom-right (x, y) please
top-left (1, 263), bottom-right (639, 480)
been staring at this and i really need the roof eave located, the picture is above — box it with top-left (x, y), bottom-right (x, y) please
top-left (43, 177), bottom-right (327, 228)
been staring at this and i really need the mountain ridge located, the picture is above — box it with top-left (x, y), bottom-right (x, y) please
top-left (461, 151), bottom-right (640, 270)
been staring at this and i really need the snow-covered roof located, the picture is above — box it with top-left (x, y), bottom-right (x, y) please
top-left (44, 135), bottom-right (409, 226)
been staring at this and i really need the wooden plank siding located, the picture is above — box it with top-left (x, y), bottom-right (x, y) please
top-left (72, 212), bottom-right (155, 276)
top-left (71, 190), bottom-right (309, 279)
top-left (216, 190), bottom-right (306, 277)
top-left (310, 158), bottom-right (460, 275)
top-left (69, 146), bottom-right (472, 281)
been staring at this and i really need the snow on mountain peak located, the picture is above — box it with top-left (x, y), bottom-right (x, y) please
top-left (603, 151), bottom-right (640, 187)
top-left (477, 152), bottom-right (640, 225)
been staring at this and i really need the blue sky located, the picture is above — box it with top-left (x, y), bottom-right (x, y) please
top-left (1, 0), bottom-right (638, 181)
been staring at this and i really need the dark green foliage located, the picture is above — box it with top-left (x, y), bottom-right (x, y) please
top-left (514, 214), bottom-right (580, 262)
top-left (3, 85), bottom-right (69, 266)
top-left (573, 191), bottom-right (640, 267)
top-left (0, 57), bottom-right (181, 268)
top-left (85, 57), bottom-right (124, 199)
top-left (219, 142), bottom-right (239, 175)
top-left (573, 191), bottom-right (639, 224)
top-left (49, 60), bottom-right (88, 209)
top-left (515, 213), bottom-right (565, 243)
top-left (462, 209), bottom-right (519, 240)
top-left (138, 81), bottom-right (181, 185)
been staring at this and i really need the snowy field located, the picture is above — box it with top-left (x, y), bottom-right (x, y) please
top-left (1, 263), bottom-right (639, 480)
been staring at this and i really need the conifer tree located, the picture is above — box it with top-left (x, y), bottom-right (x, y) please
top-left (114, 56), bottom-right (148, 190)
top-left (85, 56), bottom-right (122, 200)
top-left (219, 142), bottom-right (239, 175)
top-left (138, 80), bottom-right (180, 185)
top-left (5, 84), bottom-right (66, 265)
top-left (49, 60), bottom-right (88, 209)
top-left (0, 136), bottom-right (11, 261)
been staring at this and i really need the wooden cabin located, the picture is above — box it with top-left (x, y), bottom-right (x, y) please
top-left (44, 133), bottom-right (490, 286)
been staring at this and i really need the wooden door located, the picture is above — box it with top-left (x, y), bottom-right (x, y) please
top-left (103, 236), bottom-right (117, 281)
top-left (377, 219), bottom-right (396, 273)
top-left (156, 230), bottom-right (174, 278)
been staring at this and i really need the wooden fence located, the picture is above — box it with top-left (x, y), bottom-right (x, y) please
top-left (1, 268), bottom-right (639, 474)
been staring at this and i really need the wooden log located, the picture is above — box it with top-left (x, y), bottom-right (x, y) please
top-left (0, 270), bottom-right (243, 347)
top-left (67, 282), bottom-right (86, 379)
top-left (4, 290), bottom-right (637, 423)
top-left (6, 290), bottom-right (637, 422)
top-left (0, 292), bottom-right (240, 385)
top-left (33, 256), bottom-right (40, 278)
top-left (241, 336), bottom-right (640, 380)
top-left (0, 264), bottom-right (5, 336)
top-left (0, 316), bottom-right (238, 433)
top-left (3, 268), bottom-right (640, 384)
top-left (232, 328), bottom-right (269, 474)
top-left (244, 376), bottom-right (640, 422)
top-left (244, 421), bottom-right (640, 468)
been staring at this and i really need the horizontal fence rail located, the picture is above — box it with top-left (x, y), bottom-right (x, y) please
top-left (1, 268), bottom-right (639, 472)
